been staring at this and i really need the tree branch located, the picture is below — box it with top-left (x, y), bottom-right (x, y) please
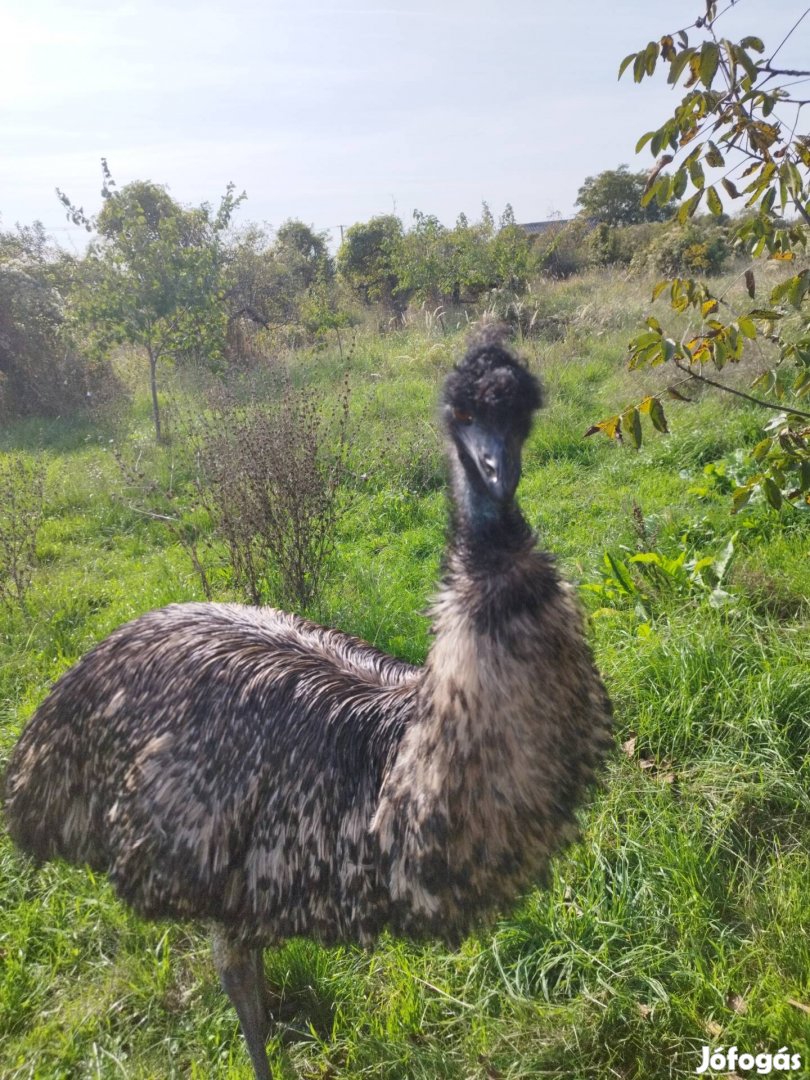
top-left (792, 200), bottom-right (810, 228)
top-left (761, 64), bottom-right (810, 78)
top-left (767, 6), bottom-right (810, 67)
top-left (673, 357), bottom-right (810, 420)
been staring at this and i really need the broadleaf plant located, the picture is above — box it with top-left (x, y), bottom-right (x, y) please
top-left (594, 2), bottom-right (810, 511)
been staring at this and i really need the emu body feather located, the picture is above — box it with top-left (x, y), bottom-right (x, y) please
top-left (4, 337), bottom-right (613, 1079)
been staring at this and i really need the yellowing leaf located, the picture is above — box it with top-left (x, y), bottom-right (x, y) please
top-left (706, 186), bottom-right (723, 216)
top-left (651, 280), bottom-right (670, 301)
top-left (585, 415), bottom-right (622, 441)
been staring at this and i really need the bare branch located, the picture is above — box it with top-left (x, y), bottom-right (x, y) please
top-left (767, 7), bottom-right (810, 66)
top-left (672, 358), bottom-right (810, 420)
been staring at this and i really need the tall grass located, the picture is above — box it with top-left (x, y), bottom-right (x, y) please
top-left (1, 270), bottom-right (808, 1078)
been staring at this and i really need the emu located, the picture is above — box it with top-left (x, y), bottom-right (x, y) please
top-left (4, 336), bottom-right (613, 1080)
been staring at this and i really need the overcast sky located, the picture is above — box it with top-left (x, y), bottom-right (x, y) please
top-left (2, 1), bottom-right (808, 250)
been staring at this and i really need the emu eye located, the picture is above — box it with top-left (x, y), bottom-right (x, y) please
top-left (453, 408), bottom-right (473, 425)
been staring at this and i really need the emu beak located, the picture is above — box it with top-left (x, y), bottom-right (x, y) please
top-left (459, 425), bottom-right (522, 503)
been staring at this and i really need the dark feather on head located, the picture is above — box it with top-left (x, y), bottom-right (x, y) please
top-left (442, 330), bottom-right (542, 439)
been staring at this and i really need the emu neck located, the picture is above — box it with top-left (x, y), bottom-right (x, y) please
top-left (447, 453), bottom-right (533, 570)
top-left (372, 473), bottom-right (568, 936)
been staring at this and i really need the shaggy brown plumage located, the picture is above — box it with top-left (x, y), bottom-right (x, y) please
top-left (4, 336), bottom-right (613, 1080)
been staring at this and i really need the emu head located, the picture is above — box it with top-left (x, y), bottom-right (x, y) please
top-left (442, 337), bottom-right (542, 511)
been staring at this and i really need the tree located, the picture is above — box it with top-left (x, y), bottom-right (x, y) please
top-left (60, 162), bottom-right (243, 441)
top-left (273, 219), bottom-right (331, 290)
top-left (392, 211), bottom-right (458, 305)
top-left (336, 215), bottom-right (404, 307)
top-left (447, 207), bottom-right (497, 300)
top-left (491, 204), bottom-right (536, 292)
top-left (223, 221), bottom-right (336, 356)
top-left (0, 223), bottom-right (64, 417)
top-left (576, 165), bottom-right (677, 225)
top-left (0, 223), bottom-right (110, 419)
top-left (588, 4), bottom-right (810, 511)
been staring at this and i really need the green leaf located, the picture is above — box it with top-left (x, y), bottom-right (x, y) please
top-left (644, 40), bottom-right (659, 76)
top-left (699, 42), bottom-right (720, 88)
top-left (706, 186), bottom-right (723, 216)
top-left (619, 52), bottom-right (638, 79)
top-left (678, 190), bottom-right (703, 223)
top-left (606, 551), bottom-right (637, 595)
top-left (751, 370), bottom-right (775, 392)
top-left (751, 437), bottom-right (773, 461)
top-left (762, 476), bottom-right (783, 510)
top-left (649, 397), bottom-right (669, 433)
top-left (731, 485), bottom-right (753, 513)
top-left (738, 315), bottom-right (757, 339)
top-left (673, 168), bottom-right (688, 199)
top-left (704, 141), bottom-right (725, 167)
top-left (668, 47), bottom-right (695, 85)
top-left (733, 44), bottom-right (759, 83)
top-left (688, 157), bottom-right (706, 188)
top-left (623, 406), bottom-right (643, 449)
top-left (713, 532), bottom-right (738, 586)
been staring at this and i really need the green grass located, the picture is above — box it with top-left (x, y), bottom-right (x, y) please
top-left (1, 270), bottom-right (808, 1078)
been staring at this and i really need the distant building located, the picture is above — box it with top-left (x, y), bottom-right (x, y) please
top-left (517, 219), bottom-right (570, 237)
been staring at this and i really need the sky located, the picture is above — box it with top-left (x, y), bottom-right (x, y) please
top-left (2, 0), bottom-right (808, 251)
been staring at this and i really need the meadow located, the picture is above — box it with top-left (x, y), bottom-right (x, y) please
top-left (1, 269), bottom-right (808, 1079)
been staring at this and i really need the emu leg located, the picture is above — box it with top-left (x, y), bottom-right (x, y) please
top-left (211, 928), bottom-right (271, 1080)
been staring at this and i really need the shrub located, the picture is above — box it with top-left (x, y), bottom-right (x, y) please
top-left (194, 371), bottom-right (354, 612)
top-left (631, 220), bottom-right (731, 277)
top-left (0, 225), bottom-right (120, 420)
top-left (0, 453), bottom-right (46, 610)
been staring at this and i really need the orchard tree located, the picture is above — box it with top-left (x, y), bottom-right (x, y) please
top-left (60, 161), bottom-right (243, 441)
top-left (575, 165), bottom-right (677, 225)
top-left (490, 203), bottom-right (536, 291)
top-left (224, 220), bottom-right (335, 344)
top-left (336, 215), bottom-right (404, 307)
top-left (273, 219), bottom-right (331, 290)
top-left (445, 207), bottom-right (496, 301)
top-left (0, 224), bottom-right (71, 417)
top-left (393, 211), bottom-right (458, 304)
top-left (588, 3), bottom-right (810, 511)
top-left (299, 269), bottom-right (354, 357)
